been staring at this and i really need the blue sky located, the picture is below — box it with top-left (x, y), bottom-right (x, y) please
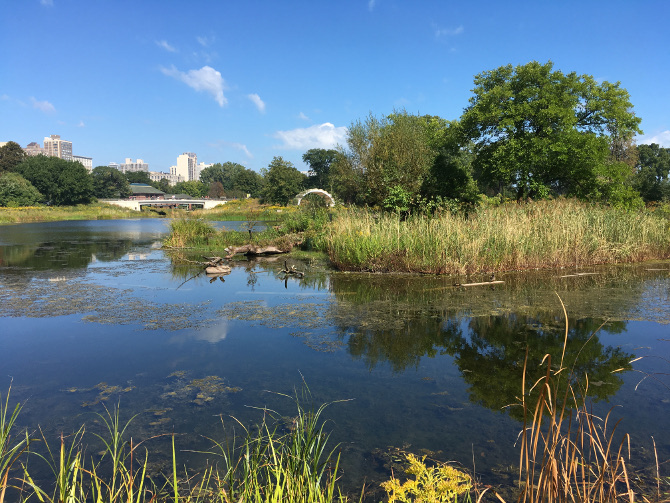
top-left (2, 0), bottom-right (669, 174)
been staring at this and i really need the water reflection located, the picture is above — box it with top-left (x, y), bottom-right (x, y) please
top-left (326, 273), bottom-right (635, 417)
top-left (443, 315), bottom-right (632, 420)
top-left (0, 239), bottom-right (136, 270)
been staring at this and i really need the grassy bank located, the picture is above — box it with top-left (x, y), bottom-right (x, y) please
top-left (324, 199), bottom-right (670, 274)
top-left (190, 198), bottom-right (298, 221)
top-left (0, 203), bottom-right (164, 224)
top-left (165, 199), bottom-right (670, 274)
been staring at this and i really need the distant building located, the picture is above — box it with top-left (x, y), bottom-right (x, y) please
top-left (171, 152), bottom-right (197, 181)
top-left (43, 134), bottom-right (72, 161)
top-left (117, 158), bottom-right (149, 173)
top-left (128, 183), bottom-right (165, 200)
top-left (149, 171), bottom-right (184, 186)
top-left (24, 142), bottom-right (44, 156)
top-left (196, 161), bottom-right (213, 181)
top-left (72, 155), bottom-right (93, 172)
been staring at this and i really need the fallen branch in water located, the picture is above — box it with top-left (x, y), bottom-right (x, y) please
top-left (225, 244), bottom-right (287, 258)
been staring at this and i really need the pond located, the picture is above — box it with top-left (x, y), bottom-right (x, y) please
top-left (0, 219), bottom-right (669, 497)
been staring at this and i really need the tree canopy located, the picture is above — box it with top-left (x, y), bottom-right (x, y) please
top-left (14, 156), bottom-right (93, 205)
top-left (199, 162), bottom-right (264, 198)
top-left (0, 141), bottom-right (27, 173)
top-left (302, 149), bottom-right (340, 191)
top-left (634, 143), bottom-right (670, 201)
top-left (125, 171), bottom-right (152, 185)
top-left (261, 157), bottom-right (305, 205)
top-left (461, 61), bottom-right (643, 204)
top-left (0, 172), bottom-right (43, 207)
top-left (92, 166), bottom-right (131, 199)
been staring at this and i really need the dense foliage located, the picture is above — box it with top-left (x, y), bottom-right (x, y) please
top-left (461, 61), bottom-right (642, 205)
top-left (199, 162), bottom-right (264, 198)
top-left (0, 141), bottom-right (26, 173)
top-left (92, 165), bottom-right (131, 199)
top-left (14, 156), bottom-right (93, 205)
top-left (261, 156), bottom-right (306, 205)
top-left (0, 172), bottom-right (43, 206)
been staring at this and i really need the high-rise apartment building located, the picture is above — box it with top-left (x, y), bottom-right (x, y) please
top-left (171, 152), bottom-right (198, 181)
top-left (43, 134), bottom-right (72, 161)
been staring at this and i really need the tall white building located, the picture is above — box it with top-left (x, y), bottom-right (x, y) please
top-left (43, 135), bottom-right (72, 161)
top-left (171, 152), bottom-right (197, 181)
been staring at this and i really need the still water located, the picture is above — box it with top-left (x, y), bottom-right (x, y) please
top-left (1, 219), bottom-right (669, 493)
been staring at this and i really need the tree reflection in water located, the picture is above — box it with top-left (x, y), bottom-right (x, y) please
top-left (442, 315), bottom-right (632, 420)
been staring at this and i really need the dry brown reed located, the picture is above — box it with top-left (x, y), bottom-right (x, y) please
top-left (324, 199), bottom-right (670, 274)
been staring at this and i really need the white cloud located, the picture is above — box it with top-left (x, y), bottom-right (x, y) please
top-left (298, 112), bottom-right (310, 121)
top-left (77, 120), bottom-right (85, 128)
top-left (208, 140), bottom-right (253, 158)
top-left (0, 94), bottom-right (9, 101)
top-left (197, 35), bottom-right (215, 47)
top-left (31, 97), bottom-right (56, 114)
top-left (40, 0), bottom-right (53, 6)
top-left (273, 123), bottom-right (347, 150)
top-left (435, 25), bottom-right (464, 37)
top-left (161, 65), bottom-right (227, 106)
top-left (638, 130), bottom-right (670, 148)
top-left (368, 0), bottom-right (376, 11)
top-left (247, 93), bottom-right (266, 113)
top-left (156, 39), bottom-right (177, 52)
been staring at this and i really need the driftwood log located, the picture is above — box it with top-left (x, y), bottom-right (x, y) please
top-left (202, 256), bottom-right (231, 275)
top-left (454, 280), bottom-right (504, 287)
top-left (225, 244), bottom-right (287, 259)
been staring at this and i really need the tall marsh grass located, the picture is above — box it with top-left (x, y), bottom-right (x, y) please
top-left (324, 200), bottom-right (670, 274)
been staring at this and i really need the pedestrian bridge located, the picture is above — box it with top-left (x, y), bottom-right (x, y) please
top-left (105, 199), bottom-right (225, 211)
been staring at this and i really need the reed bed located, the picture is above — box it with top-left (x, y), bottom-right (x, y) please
top-left (324, 200), bottom-right (670, 274)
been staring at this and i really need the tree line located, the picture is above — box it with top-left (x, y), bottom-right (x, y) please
top-left (1, 61), bottom-right (669, 209)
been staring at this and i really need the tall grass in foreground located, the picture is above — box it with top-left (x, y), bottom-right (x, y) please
top-left (2, 387), bottom-right (352, 503)
top-left (499, 298), bottom-right (640, 503)
top-left (324, 199), bottom-right (670, 274)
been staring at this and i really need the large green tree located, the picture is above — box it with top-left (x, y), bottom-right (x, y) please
top-left (633, 143), bottom-right (670, 202)
top-left (200, 162), bottom-right (263, 198)
top-left (461, 61), bottom-right (643, 204)
top-left (346, 111), bottom-right (435, 207)
top-left (125, 171), bottom-right (152, 185)
top-left (0, 172), bottom-right (43, 206)
top-left (261, 157), bottom-right (305, 205)
top-left (173, 180), bottom-right (207, 197)
top-left (14, 156), bottom-right (93, 205)
top-left (302, 148), bottom-right (340, 191)
top-left (0, 141), bottom-right (27, 173)
top-left (91, 166), bottom-right (131, 199)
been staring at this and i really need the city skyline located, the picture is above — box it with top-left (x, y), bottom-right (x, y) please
top-left (2, 1), bottom-right (669, 174)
